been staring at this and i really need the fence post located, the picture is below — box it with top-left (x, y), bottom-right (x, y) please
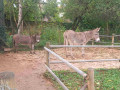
top-left (87, 68), bottom-right (94, 90)
top-left (92, 40), bottom-right (94, 45)
top-left (112, 33), bottom-right (115, 45)
top-left (46, 42), bottom-right (50, 67)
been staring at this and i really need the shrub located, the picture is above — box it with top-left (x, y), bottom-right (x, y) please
top-left (6, 33), bottom-right (13, 48)
top-left (36, 24), bottom-right (66, 48)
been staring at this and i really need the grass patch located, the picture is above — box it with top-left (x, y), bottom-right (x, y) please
top-left (44, 69), bottom-right (120, 90)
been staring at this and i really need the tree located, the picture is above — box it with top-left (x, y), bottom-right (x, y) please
top-left (4, 0), bottom-right (42, 34)
top-left (0, 0), bottom-right (6, 50)
top-left (17, 0), bottom-right (23, 35)
top-left (93, 0), bottom-right (120, 34)
top-left (62, 0), bottom-right (120, 32)
top-left (44, 0), bottom-right (58, 19)
top-left (22, 0), bottom-right (41, 21)
top-left (62, 0), bottom-right (92, 30)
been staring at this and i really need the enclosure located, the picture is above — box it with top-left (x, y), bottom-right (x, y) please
top-left (1, 0), bottom-right (120, 90)
top-left (44, 42), bottom-right (120, 90)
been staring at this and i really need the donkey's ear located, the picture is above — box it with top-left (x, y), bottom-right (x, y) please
top-left (97, 27), bottom-right (101, 31)
top-left (39, 32), bottom-right (42, 35)
top-left (32, 34), bottom-right (36, 37)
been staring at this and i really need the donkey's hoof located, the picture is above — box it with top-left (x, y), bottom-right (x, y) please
top-left (30, 51), bottom-right (32, 53)
top-left (82, 54), bottom-right (85, 57)
top-left (33, 52), bottom-right (36, 54)
top-left (66, 54), bottom-right (71, 58)
top-left (71, 56), bottom-right (76, 59)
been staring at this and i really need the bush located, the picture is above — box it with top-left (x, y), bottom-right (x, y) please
top-left (5, 23), bottom-right (66, 49)
top-left (36, 24), bottom-right (66, 48)
top-left (6, 33), bottom-right (13, 48)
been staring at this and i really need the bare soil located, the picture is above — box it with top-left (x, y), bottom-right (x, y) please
top-left (0, 47), bottom-right (120, 90)
top-left (0, 50), bottom-right (56, 90)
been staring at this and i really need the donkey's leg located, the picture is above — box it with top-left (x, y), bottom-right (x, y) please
top-left (32, 44), bottom-right (35, 54)
top-left (67, 39), bottom-right (72, 56)
top-left (64, 37), bottom-right (67, 55)
top-left (70, 42), bottom-right (73, 57)
top-left (70, 46), bottom-right (75, 59)
top-left (65, 38), bottom-right (69, 57)
top-left (29, 44), bottom-right (32, 54)
top-left (14, 44), bottom-right (18, 53)
top-left (81, 45), bottom-right (85, 57)
top-left (13, 40), bottom-right (16, 52)
top-left (69, 40), bottom-right (76, 59)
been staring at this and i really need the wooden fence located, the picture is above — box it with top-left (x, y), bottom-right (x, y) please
top-left (44, 42), bottom-right (120, 90)
top-left (92, 34), bottom-right (120, 45)
top-left (45, 42), bottom-right (96, 90)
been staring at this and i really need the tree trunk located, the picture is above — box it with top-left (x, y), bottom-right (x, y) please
top-left (0, 0), bottom-right (5, 26)
top-left (72, 16), bottom-right (82, 31)
top-left (0, 0), bottom-right (6, 50)
top-left (106, 22), bottom-right (109, 35)
top-left (17, 0), bottom-right (23, 35)
top-left (72, 17), bottom-right (78, 31)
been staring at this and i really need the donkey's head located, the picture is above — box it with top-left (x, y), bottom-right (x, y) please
top-left (36, 34), bottom-right (40, 42)
top-left (32, 34), bottom-right (40, 43)
top-left (92, 27), bottom-right (100, 42)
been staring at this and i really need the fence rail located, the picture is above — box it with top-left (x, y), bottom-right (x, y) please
top-left (44, 42), bottom-right (120, 90)
top-left (44, 47), bottom-right (87, 78)
top-left (44, 46), bottom-right (90, 90)
top-left (50, 59), bottom-right (120, 64)
top-left (45, 64), bottom-right (69, 90)
top-left (50, 45), bottom-right (120, 48)
top-left (44, 42), bottom-right (94, 90)
top-left (100, 34), bottom-right (120, 37)
top-left (90, 34), bottom-right (120, 45)
top-left (94, 41), bottom-right (120, 45)
top-left (100, 35), bottom-right (112, 37)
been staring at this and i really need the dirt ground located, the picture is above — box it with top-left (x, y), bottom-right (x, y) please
top-left (0, 50), bottom-right (56, 90)
top-left (0, 47), bottom-right (120, 90)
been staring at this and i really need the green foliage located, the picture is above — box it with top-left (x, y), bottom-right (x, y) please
top-left (0, 26), bottom-right (6, 41)
top-left (37, 24), bottom-right (66, 47)
top-left (44, 0), bottom-right (58, 17)
top-left (0, 0), bottom-right (6, 48)
top-left (4, 0), bottom-right (42, 23)
top-left (6, 33), bottom-right (13, 48)
top-left (62, 23), bottom-right (72, 30)
top-left (62, 0), bottom-right (120, 33)
top-left (4, 0), bottom-right (18, 20)
top-left (22, 0), bottom-right (42, 21)
top-left (44, 70), bottom-right (84, 90)
top-left (44, 69), bottom-right (120, 90)
top-left (95, 69), bottom-right (120, 90)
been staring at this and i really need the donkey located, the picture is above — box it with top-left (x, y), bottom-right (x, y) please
top-left (63, 27), bottom-right (101, 57)
top-left (13, 34), bottom-right (40, 53)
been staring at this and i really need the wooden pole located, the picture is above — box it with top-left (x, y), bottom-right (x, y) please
top-left (50, 59), bottom-right (120, 64)
top-left (50, 45), bottom-right (120, 48)
top-left (45, 65), bottom-right (69, 90)
top-left (87, 68), bottom-right (94, 90)
top-left (46, 42), bottom-right (50, 67)
top-left (112, 33), bottom-right (115, 46)
top-left (44, 47), bottom-right (87, 78)
top-left (92, 40), bottom-right (94, 45)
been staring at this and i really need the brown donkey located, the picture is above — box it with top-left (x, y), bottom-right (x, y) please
top-left (63, 28), bottom-right (101, 57)
top-left (13, 34), bottom-right (40, 53)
